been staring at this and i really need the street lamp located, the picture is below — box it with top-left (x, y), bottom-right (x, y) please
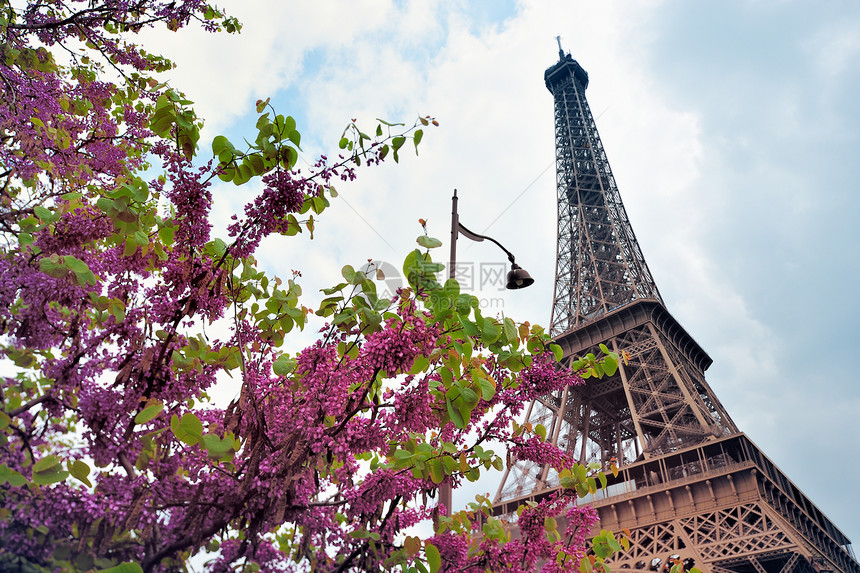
top-left (448, 189), bottom-right (534, 289)
top-left (439, 189), bottom-right (534, 517)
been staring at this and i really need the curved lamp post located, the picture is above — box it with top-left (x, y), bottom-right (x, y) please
top-left (449, 189), bottom-right (534, 289)
top-left (439, 189), bottom-right (534, 517)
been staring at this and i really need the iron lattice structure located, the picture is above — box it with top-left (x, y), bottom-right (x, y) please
top-left (491, 49), bottom-right (859, 573)
top-left (547, 52), bottom-right (661, 337)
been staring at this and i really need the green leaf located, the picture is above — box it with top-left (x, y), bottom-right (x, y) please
top-left (39, 255), bottom-right (68, 279)
top-left (281, 115), bottom-right (297, 135)
top-left (476, 375), bottom-right (496, 401)
top-left (457, 401), bottom-right (472, 428)
top-left (212, 135), bottom-right (230, 156)
top-left (402, 249), bottom-right (420, 286)
top-left (7, 349), bottom-right (36, 368)
top-left (341, 264), bottom-right (357, 283)
top-left (68, 460), bottom-right (92, 487)
top-left (0, 464), bottom-right (27, 487)
top-left (134, 401), bottom-right (164, 425)
top-left (503, 317), bottom-right (517, 343)
top-left (96, 563), bottom-right (144, 573)
top-left (419, 261), bottom-right (445, 273)
top-left (246, 153), bottom-right (265, 175)
top-left (375, 118), bottom-right (406, 127)
top-left (128, 180), bottom-right (149, 203)
top-left (33, 465), bottom-right (68, 485)
top-left (580, 558), bottom-right (593, 573)
top-left (393, 449), bottom-right (413, 461)
top-left (549, 343), bottom-right (563, 362)
top-left (460, 315), bottom-right (479, 337)
top-left (460, 387), bottom-right (479, 407)
top-left (413, 129), bottom-right (423, 151)
top-left (446, 399), bottom-right (465, 429)
top-left (425, 542), bottom-right (441, 573)
top-left (428, 458), bottom-right (444, 484)
top-left (63, 255), bottom-right (97, 285)
top-left (34, 205), bottom-right (52, 220)
top-left (273, 354), bottom-right (296, 376)
top-left (320, 282), bottom-right (347, 296)
top-left (171, 413), bottom-right (203, 445)
top-left (333, 308), bottom-right (356, 325)
top-left (482, 320), bottom-right (500, 344)
top-left (602, 354), bottom-right (618, 376)
top-left (33, 455), bottom-right (60, 473)
top-left (410, 355), bottom-right (430, 374)
top-left (416, 235), bottom-right (443, 249)
top-left (201, 433), bottom-right (236, 461)
top-left (107, 298), bottom-right (126, 322)
top-left (217, 166), bottom-right (234, 182)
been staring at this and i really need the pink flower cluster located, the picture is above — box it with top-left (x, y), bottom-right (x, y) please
top-left (361, 308), bottom-right (439, 376)
top-left (509, 436), bottom-right (576, 472)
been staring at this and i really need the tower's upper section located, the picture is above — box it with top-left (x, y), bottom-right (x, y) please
top-left (545, 52), bottom-right (590, 92)
top-left (547, 51), bottom-right (663, 336)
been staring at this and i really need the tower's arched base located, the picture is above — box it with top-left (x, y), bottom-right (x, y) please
top-left (493, 434), bottom-right (859, 573)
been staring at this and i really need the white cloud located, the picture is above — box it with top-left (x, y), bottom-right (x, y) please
top-left (804, 21), bottom-right (860, 78)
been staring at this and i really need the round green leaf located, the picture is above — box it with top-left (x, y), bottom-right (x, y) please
top-left (171, 413), bottom-right (203, 445)
top-left (33, 466), bottom-right (69, 485)
top-left (97, 563), bottom-right (144, 573)
top-left (68, 459), bottom-right (92, 487)
top-left (273, 354), bottom-right (296, 376)
top-left (416, 235), bottom-right (443, 249)
top-left (134, 402), bottom-right (164, 425)
top-left (0, 464), bottom-right (27, 487)
top-left (425, 542), bottom-right (441, 573)
top-left (32, 454), bottom-right (60, 473)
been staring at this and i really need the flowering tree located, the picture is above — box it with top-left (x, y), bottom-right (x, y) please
top-left (0, 1), bottom-right (626, 571)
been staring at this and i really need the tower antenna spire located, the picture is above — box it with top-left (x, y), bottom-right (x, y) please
top-left (556, 35), bottom-right (564, 59)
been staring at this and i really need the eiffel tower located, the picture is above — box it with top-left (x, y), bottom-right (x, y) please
top-left (491, 43), bottom-right (860, 573)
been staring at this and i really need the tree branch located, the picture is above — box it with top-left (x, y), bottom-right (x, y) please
top-left (8, 393), bottom-right (51, 417)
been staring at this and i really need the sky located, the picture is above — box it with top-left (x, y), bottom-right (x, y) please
top-left (141, 0), bottom-right (860, 550)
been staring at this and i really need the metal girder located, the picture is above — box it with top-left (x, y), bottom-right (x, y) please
top-left (546, 55), bottom-right (660, 337)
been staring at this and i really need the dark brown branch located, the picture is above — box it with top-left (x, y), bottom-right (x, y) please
top-left (7, 393), bottom-right (51, 417)
top-left (334, 541), bottom-right (368, 573)
top-left (329, 367), bottom-right (381, 438)
top-left (142, 518), bottom-right (228, 573)
top-left (7, 6), bottom-right (117, 31)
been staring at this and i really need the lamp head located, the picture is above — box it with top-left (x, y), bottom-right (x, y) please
top-left (506, 263), bottom-right (534, 290)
